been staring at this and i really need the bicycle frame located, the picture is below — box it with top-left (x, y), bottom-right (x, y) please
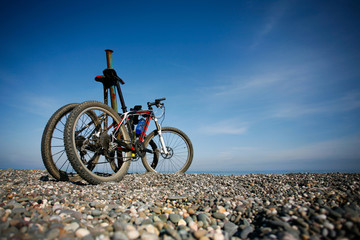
top-left (99, 50), bottom-right (169, 156)
top-left (113, 107), bottom-right (169, 156)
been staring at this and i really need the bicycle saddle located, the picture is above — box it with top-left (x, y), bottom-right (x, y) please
top-left (95, 68), bottom-right (125, 89)
top-left (103, 68), bottom-right (125, 85)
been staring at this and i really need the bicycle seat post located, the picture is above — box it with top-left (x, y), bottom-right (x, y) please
top-left (104, 49), bottom-right (118, 112)
top-left (105, 49), bottom-right (114, 69)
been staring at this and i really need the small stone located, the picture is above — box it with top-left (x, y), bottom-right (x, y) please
top-left (194, 229), bottom-right (207, 239)
top-left (101, 222), bottom-right (109, 227)
top-left (212, 212), bottom-right (226, 220)
top-left (224, 221), bottom-right (238, 236)
top-left (142, 219), bottom-right (153, 225)
top-left (324, 221), bottom-right (334, 230)
top-left (185, 216), bottom-right (194, 224)
top-left (46, 228), bottom-right (60, 239)
top-left (178, 219), bottom-right (187, 226)
top-left (197, 213), bottom-right (210, 223)
top-left (213, 232), bottom-right (225, 240)
top-left (113, 231), bottom-right (129, 240)
top-left (91, 209), bottom-right (102, 216)
top-left (153, 207), bottom-right (161, 214)
top-left (145, 224), bottom-right (159, 235)
top-left (49, 215), bottom-right (61, 222)
top-left (52, 203), bottom-right (62, 212)
top-left (153, 221), bottom-right (164, 231)
top-left (164, 209), bottom-right (172, 214)
top-left (12, 207), bottom-right (26, 214)
top-left (75, 228), bottom-right (91, 238)
top-left (158, 214), bottom-right (167, 222)
top-left (315, 214), bottom-right (327, 221)
top-left (240, 226), bottom-right (254, 239)
top-left (279, 232), bottom-right (298, 240)
top-left (188, 221), bottom-right (198, 231)
top-left (71, 211), bottom-right (83, 220)
top-left (199, 236), bottom-right (210, 240)
top-left (141, 232), bottom-right (158, 240)
top-left (188, 208), bottom-right (195, 215)
top-left (127, 230), bottom-right (140, 239)
top-left (169, 213), bottom-right (181, 224)
top-left (65, 222), bottom-right (80, 232)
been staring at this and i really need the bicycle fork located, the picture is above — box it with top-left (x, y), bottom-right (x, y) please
top-left (153, 118), bottom-right (169, 155)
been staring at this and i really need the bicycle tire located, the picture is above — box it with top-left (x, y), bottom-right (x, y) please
top-left (142, 127), bottom-right (193, 173)
top-left (64, 101), bottom-right (131, 184)
top-left (41, 103), bottom-right (82, 181)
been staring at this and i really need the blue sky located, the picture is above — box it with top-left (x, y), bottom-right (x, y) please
top-left (0, 0), bottom-right (359, 173)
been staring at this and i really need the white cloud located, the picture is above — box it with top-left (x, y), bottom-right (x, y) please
top-left (199, 119), bottom-right (249, 135)
top-left (213, 70), bottom-right (297, 97)
top-left (266, 135), bottom-right (360, 162)
top-left (6, 93), bottom-right (61, 118)
top-left (273, 91), bottom-right (360, 118)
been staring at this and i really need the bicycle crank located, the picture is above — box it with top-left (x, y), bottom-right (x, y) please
top-left (134, 140), bottom-right (146, 158)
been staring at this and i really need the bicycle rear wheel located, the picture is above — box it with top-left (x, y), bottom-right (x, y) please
top-left (41, 103), bottom-right (83, 181)
top-left (142, 127), bottom-right (193, 173)
top-left (64, 101), bottom-right (131, 184)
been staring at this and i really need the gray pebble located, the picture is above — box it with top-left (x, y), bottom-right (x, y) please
top-left (240, 225), bottom-right (254, 239)
top-left (169, 214), bottom-right (182, 224)
top-left (212, 212), bottom-right (226, 220)
top-left (224, 221), bottom-right (238, 236)
top-left (91, 209), bottom-right (102, 216)
top-left (113, 231), bottom-right (129, 240)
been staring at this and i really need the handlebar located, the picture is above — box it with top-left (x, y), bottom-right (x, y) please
top-left (147, 98), bottom-right (166, 108)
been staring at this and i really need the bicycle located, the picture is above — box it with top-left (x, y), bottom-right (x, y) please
top-left (63, 50), bottom-right (194, 184)
top-left (40, 50), bottom-right (142, 181)
top-left (44, 53), bottom-right (133, 183)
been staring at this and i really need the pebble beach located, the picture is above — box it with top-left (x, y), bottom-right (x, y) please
top-left (0, 169), bottom-right (359, 240)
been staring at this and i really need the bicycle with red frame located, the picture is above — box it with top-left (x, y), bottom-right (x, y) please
top-left (62, 50), bottom-right (193, 184)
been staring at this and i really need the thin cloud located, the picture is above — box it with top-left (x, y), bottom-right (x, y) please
top-left (199, 119), bottom-right (249, 135)
top-left (208, 135), bottom-right (360, 171)
top-left (255, 135), bottom-right (360, 165)
top-left (273, 91), bottom-right (360, 118)
top-left (251, 0), bottom-right (293, 48)
top-left (7, 93), bottom-right (60, 118)
top-left (212, 68), bottom-right (302, 97)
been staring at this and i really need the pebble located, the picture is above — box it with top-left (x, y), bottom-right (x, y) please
top-left (223, 221), bottom-right (238, 236)
top-left (141, 232), bottom-right (158, 240)
top-left (240, 225), bottom-right (254, 239)
top-left (194, 229), bottom-right (208, 239)
top-left (75, 228), bottom-right (91, 238)
top-left (0, 169), bottom-right (359, 240)
top-left (64, 221), bottom-right (79, 231)
top-left (212, 212), bottom-right (226, 220)
top-left (169, 213), bottom-right (181, 224)
top-left (127, 230), bottom-right (140, 240)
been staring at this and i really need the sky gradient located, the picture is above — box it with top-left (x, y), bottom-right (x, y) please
top-left (1, 0), bottom-right (359, 173)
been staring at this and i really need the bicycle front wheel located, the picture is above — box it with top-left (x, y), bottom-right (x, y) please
top-left (64, 101), bottom-right (131, 184)
top-left (142, 127), bottom-right (193, 173)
